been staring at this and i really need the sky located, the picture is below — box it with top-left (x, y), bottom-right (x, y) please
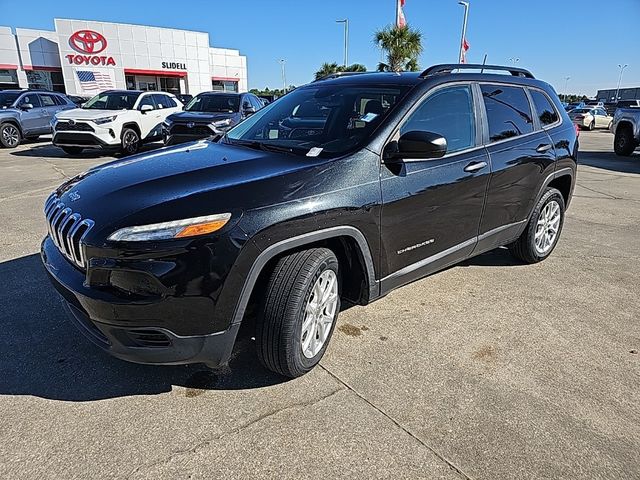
top-left (1, 0), bottom-right (638, 96)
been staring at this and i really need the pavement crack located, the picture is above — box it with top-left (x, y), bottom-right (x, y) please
top-left (319, 364), bottom-right (474, 480)
top-left (124, 387), bottom-right (344, 479)
top-left (43, 158), bottom-right (71, 180)
top-left (575, 182), bottom-right (623, 200)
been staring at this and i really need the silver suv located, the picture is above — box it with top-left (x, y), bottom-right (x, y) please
top-left (0, 90), bottom-right (75, 148)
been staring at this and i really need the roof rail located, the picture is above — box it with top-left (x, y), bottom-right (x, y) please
top-left (420, 64), bottom-right (535, 79)
top-left (313, 71), bottom-right (371, 82)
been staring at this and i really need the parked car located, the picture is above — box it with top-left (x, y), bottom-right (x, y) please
top-left (564, 101), bottom-right (584, 112)
top-left (610, 107), bottom-right (640, 156)
top-left (175, 94), bottom-right (193, 105)
top-left (66, 95), bottom-right (92, 107)
top-left (52, 90), bottom-right (182, 155)
top-left (568, 107), bottom-right (612, 130)
top-left (162, 91), bottom-right (263, 145)
top-left (41, 64), bottom-right (577, 378)
top-left (0, 90), bottom-right (75, 148)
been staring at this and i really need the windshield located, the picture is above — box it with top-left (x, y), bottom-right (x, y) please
top-left (225, 85), bottom-right (409, 157)
top-left (0, 92), bottom-right (20, 108)
top-left (185, 94), bottom-right (240, 113)
top-left (83, 92), bottom-right (141, 110)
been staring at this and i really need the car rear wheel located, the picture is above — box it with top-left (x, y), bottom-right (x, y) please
top-left (614, 125), bottom-right (636, 156)
top-left (121, 127), bottom-right (140, 155)
top-left (0, 123), bottom-right (21, 148)
top-left (509, 187), bottom-right (565, 264)
top-left (60, 146), bottom-right (84, 155)
top-left (256, 248), bottom-right (340, 378)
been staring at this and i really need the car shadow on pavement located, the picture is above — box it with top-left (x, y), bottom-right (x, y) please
top-left (458, 246), bottom-right (525, 268)
top-left (0, 254), bottom-right (288, 402)
top-left (9, 142), bottom-right (163, 160)
top-left (578, 150), bottom-right (640, 174)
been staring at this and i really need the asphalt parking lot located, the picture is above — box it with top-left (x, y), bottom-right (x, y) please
top-left (0, 131), bottom-right (638, 479)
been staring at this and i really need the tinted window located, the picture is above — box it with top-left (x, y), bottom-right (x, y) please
top-left (152, 94), bottom-right (176, 109)
top-left (530, 90), bottom-right (559, 127)
top-left (138, 95), bottom-right (156, 110)
top-left (185, 94), bottom-right (240, 113)
top-left (401, 85), bottom-right (475, 153)
top-left (53, 95), bottom-right (68, 106)
top-left (39, 94), bottom-right (58, 107)
top-left (249, 95), bottom-right (262, 110)
top-left (83, 91), bottom-right (140, 110)
top-left (481, 85), bottom-right (533, 141)
top-left (19, 94), bottom-right (41, 107)
top-left (0, 92), bottom-right (20, 108)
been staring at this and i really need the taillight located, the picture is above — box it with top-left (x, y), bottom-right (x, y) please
top-left (575, 123), bottom-right (580, 137)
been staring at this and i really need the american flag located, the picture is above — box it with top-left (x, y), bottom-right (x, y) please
top-left (76, 70), bottom-right (114, 92)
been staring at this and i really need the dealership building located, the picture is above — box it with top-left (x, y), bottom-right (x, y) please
top-left (0, 19), bottom-right (248, 96)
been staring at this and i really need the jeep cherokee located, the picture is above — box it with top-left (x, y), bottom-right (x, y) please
top-left (41, 64), bottom-right (578, 378)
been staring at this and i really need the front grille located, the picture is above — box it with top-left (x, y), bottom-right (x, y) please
top-left (44, 195), bottom-right (94, 270)
top-left (54, 133), bottom-right (100, 146)
top-left (170, 124), bottom-right (213, 136)
top-left (55, 121), bottom-right (95, 132)
top-left (127, 329), bottom-right (172, 348)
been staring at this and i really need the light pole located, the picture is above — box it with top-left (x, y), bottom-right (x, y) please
top-left (336, 19), bottom-right (349, 67)
top-left (615, 63), bottom-right (628, 102)
top-left (458, 1), bottom-right (469, 63)
top-left (278, 59), bottom-right (287, 94)
top-left (563, 76), bottom-right (570, 103)
top-left (509, 57), bottom-right (519, 66)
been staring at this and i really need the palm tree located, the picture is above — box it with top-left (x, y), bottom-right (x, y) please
top-left (314, 62), bottom-right (367, 80)
top-left (374, 25), bottom-right (423, 72)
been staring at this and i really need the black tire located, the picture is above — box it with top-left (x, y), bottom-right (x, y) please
top-left (60, 146), bottom-right (84, 155)
top-left (0, 123), bottom-right (21, 148)
top-left (614, 125), bottom-right (636, 156)
top-left (588, 121), bottom-right (595, 131)
top-left (509, 187), bottom-right (565, 264)
top-left (121, 127), bottom-right (140, 155)
top-left (256, 248), bottom-right (340, 378)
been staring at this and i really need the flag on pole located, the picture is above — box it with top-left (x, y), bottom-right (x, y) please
top-left (396, 0), bottom-right (406, 28)
top-left (461, 38), bottom-right (470, 63)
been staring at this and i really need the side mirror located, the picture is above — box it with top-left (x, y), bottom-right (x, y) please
top-left (20, 103), bottom-right (34, 110)
top-left (140, 104), bottom-right (154, 113)
top-left (243, 106), bottom-right (256, 116)
top-left (385, 131), bottom-right (447, 161)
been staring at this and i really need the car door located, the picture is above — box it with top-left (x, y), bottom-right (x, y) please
top-left (38, 93), bottom-right (63, 133)
top-left (478, 84), bottom-right (556, 249)
top-left (16, 93), bottom-right (45, 134)
top-left (596, 108), bottom-right (609, 127)
top-left (137, 94), bottom-right (161, 139)
top-left (379, 83), bottom-right (490, 293)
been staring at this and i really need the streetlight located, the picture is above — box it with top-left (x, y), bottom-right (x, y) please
top-left (509, 57), bottom-right (520, 66)
top-left (458, 1), bottom-right (469, 63)
top-left (563, 76), bottom-right (570, 103)
top-left (615, 64), bottom-right (628, 102)
top-left (336, 19), bottom-right (349, 67)
top-left (278, 59), bottom-right (287, 94)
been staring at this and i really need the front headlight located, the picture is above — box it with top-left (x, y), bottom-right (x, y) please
top-left (93, 115), bottom-right (117, 125)
top-left (213, 118), bottom-right (232, 128)
top-left (108, 213), bottom-right (231, 242)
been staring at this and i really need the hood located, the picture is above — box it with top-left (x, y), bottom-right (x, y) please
top-left (167, 111), bottom-right (238, 123)
top-left (54, 140), bottom-right (326, 242)
top-left (55, 108), bottom-right (127, 121)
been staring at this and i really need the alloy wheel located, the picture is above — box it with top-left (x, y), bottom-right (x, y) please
top-left (300, 269), bottom-right (338, 359)
top-left (2, 125), bottom-right (19, 147)
top-left (123, 130), bottom-right (139, 153)
top-left (534, 200), bottom-right (561, 255)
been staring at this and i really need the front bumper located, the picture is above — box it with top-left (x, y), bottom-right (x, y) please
top-left (40, 236), bottom-right (241, 367)
top-left (53, 124), bottom-right (119, 149)
top-left (163, 123), bottom-right (230, 145)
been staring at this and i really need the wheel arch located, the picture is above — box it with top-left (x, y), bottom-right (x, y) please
top-left (529, 167), bottom-right (575, 219)
top-left (121, 122), bottom-right (141, 137)
top-left (232, 226), bottom-right (379, 327)
top-left (0, 118), bottom-right (23, 135)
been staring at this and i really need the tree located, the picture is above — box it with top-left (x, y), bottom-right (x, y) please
top-left (374, 25), bottom-right (423, 72)
top-left (314, 62), bottom-right (367, 80)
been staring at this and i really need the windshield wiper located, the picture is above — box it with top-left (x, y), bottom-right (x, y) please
top-left (225, 138), bottom-right (308, 156)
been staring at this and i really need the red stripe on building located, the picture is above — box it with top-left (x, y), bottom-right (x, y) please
top-left (124, 68), bottom-right (187, 77)
top-left (211, 76), bottom-right (239, 82)
top-left (22, 65), bottom-right (63, 72)
top-left (0, 64), bottom-right (18, 70)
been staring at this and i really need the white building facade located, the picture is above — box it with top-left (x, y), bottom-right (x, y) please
top-left (0, 19), bottom-right (248, 96)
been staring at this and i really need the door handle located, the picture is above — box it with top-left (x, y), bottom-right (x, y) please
top-left (536, 143), bottom-right (553, 153)
top-left (463, 161), bottom-right (488, 173)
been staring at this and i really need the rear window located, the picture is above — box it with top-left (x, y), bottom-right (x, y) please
top-left (530, 90), bottom-right (559, 127)
top-left (481, 85), bottom-right (533, 142)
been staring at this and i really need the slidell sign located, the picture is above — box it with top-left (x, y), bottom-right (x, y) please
top-left (65, 30), bottom-right (116, 66)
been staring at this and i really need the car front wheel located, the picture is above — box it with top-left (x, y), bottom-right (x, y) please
top-left (121, 127), bottom-right (140, 155)
top-left (256, 248), bottom-right (340, 378)
top-left (0, 123), bottom-right (21, 148)
top-left (509, 187), bottom-right (565, 264)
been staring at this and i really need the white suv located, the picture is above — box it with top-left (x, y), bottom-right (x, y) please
top-left (53, 90), bottom-right (182, 155)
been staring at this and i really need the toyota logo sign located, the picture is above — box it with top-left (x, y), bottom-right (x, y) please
top-left (69, 30), bottom-right (107, 54)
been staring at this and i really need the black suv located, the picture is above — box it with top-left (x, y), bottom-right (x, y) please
top-left (41, 64), bottom-right (577, 378)
top-left (163, 91), bottom-right (263, 145)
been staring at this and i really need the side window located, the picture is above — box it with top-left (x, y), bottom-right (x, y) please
top-left (530, 90), bottom-right (559, 127)
top-left (480, 84), bottom-right (533, 142)
top-left (39, 94), bottom-right (58, 107)
top-left (249, 95), bottom-right (260, 110)
top-left (20, 94), bottom-right (41, 107)
top-left (138, 95), bottom-right (156, 110)
top-left (241, 96), bottom-right (252, 110)
top-left (164, 96), bottom-right (177, 108)
top-left (400, 85), bottom-right (476, 154)
top-left (597, 108), bottom-right (607, 116)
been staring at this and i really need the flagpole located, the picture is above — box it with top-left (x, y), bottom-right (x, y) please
top-left (458, 1), bottom-right (469, 63)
